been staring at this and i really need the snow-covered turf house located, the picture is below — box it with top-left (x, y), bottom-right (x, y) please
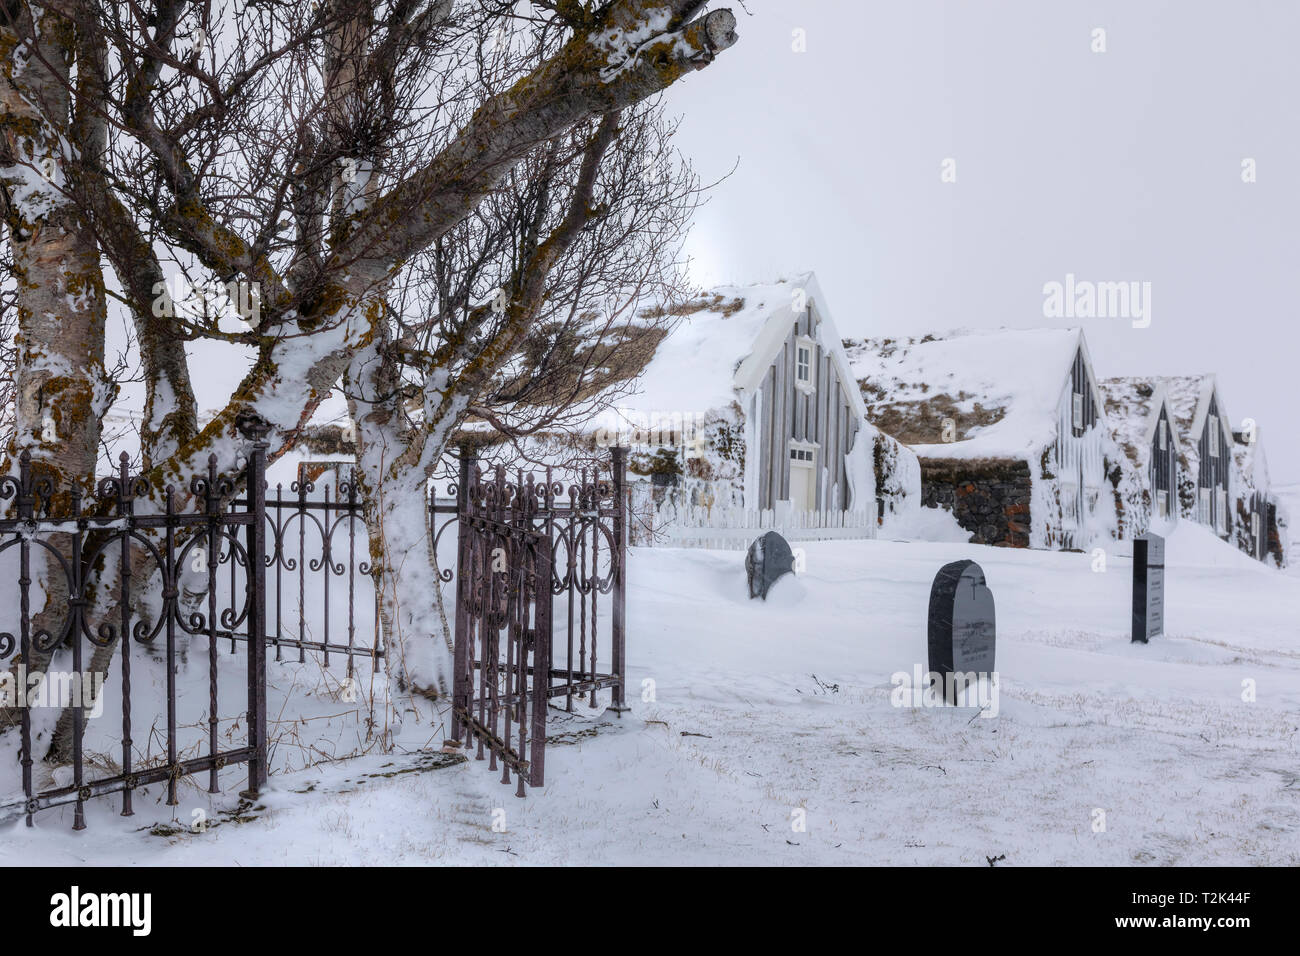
top-left (1098, 377), bottom-right (1182, 536)
top-left (1230, 425), bottom-right (1287, 566)
top-left (844, 328), bottom-right (1139, 550)
top-left (599, 273), bottom-right (921, 546)
top-left (1158, 375), bottom-right (1235, 540)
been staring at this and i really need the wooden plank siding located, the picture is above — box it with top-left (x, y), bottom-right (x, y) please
top-left (1050, 344), bottom-right (1108, 549)
top-left (1240, 489), bottom-right (1267, 560)
top-left (1068, 347), bottom-right (1099, 437)
top-left (754, 301), bottom-right (861, 511)
top-left (758, 364), bottom-right (773, 507)
top-left (1197, 392), bottom-right (1232, 536)
top-left (779, 337), bottom-right (791, 501)
top-left (1150, 404), bottom-right (1177, 506)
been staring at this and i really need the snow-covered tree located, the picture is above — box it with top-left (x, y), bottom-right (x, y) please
top-left (0, 0), bottom-right (738, 744)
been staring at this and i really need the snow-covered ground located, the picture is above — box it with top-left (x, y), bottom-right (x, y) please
top-left (3, 520), bottom-right (1298, 865)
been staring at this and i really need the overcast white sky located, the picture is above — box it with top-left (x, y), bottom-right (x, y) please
top-left (663, 0), bottom-right (1300, 482)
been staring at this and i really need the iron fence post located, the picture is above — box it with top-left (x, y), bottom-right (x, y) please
top-left (116, 453), bottom-right (135, 817)
top-left (238, 414), bottom-right (270, 794)
top-left (450, 444), bottom-right (476, 741)
top-left (610, 446), bottom-right (630, 715)
top-left (529, 531), bottom-right (553, 787)
top-left (16, 451), bottom-right (33, 826)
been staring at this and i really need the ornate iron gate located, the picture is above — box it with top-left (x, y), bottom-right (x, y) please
top-left (451, 467), bottom-right (553, 795)
top-left (450, 448), bottom-right (628, 796)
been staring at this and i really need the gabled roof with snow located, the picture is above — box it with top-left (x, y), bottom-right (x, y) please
top-left (1099, 377), bottom-right (1180, 476)
top-left (604, 272), bottom-right (865, 421)
top-left (843, 327), bottom-right (1092, 460)
top-left (1232, 428), bottom-right (1269, 495)
top-left (1160, 374), bottom-right (1229, 450)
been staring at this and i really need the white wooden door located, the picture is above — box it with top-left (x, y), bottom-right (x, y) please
top-left (788, 461), bottom-right (816, 512)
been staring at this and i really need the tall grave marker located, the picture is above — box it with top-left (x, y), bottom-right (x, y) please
top-left (1131, 532), bottom-right (1165, 643)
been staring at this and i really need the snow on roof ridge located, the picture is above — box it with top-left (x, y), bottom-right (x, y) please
top-left (699, 270), bottom-right (815, 294)
top-left (611, 270), bottom-right (853, 418)
top-left (848, 325), bottom-right (1084, 345)
top-left (1233, 426), bottom-right (1268, 488)
top-left (846, 327), bottom-right (1088, 459)
top-left (1153, 373), bottom-right (1227, 442)
top-left (1101, 374), bottom-right (1159, 385)
top-left (1098, 376), bottom-right (1180, 464)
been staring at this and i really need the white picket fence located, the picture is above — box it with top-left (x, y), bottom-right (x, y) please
top-left (638, 504), bottom-right (878, 550)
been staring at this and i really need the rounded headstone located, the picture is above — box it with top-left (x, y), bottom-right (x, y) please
top-left (745, 530), bottom-right (796, 600)
top-left (927, 559), bottom-right (996, 704)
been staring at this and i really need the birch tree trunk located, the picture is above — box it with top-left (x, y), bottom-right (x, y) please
top-left (0, 3), bottom-right (115, 733)
top-left (343, 322), bottom-right (461, 698)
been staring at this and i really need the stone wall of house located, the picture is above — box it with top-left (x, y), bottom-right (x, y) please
top-left (920, 457), bottom-right (1033, 547)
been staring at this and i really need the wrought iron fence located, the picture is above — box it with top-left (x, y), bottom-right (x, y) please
top-left (266, 476), bottom-right (379, 672)
top-left (0, 420), bottom-right (272, 830)
top-left (1, 434), bottom-right (630, 827)
top-left (450, 447), bottom-right (628, 796)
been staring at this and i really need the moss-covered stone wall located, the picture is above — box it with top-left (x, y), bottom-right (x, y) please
top-left (919, 457), bottom-right (1033, 547)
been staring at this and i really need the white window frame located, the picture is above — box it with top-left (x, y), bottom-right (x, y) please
top-left (1207, 415), bottom-right (1219, 456)
top-left (1157, 489), bottom-right (1168, 518)
top-left (1198, 488), bottom-right (1211, 523)
top-left (1071, 392), bottom-right (1084, 430)
top-left (1158, 423), bottom-right (1166, 450)
top-left (1251, 511), bottom-right (1260, 538)
top-left (1216, 488), bottom-right (1228, 532)
top-left (794, 336), bottom-right (816, 394)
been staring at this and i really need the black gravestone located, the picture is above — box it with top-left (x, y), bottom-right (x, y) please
top-left (1131, 532), bottom-right (1165, 643)
top-left (745, 531), bottom-right (796, 600)
top-left (927, 560), bottom-right (996, 704)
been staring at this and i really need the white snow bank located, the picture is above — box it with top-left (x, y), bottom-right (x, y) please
top-left (882, 504), bottom-right (971, 543)
top-left (1159, 518), bottom-right (1277, 572)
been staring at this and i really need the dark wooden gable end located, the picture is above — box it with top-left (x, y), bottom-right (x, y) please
top-left (1198, 392), bottom-right (1230, 493)
top-left (1150, 402), bottom-right (1177, 500)
top-left (756, 300), bottom-right (861, 511)
top-left (1245, 488), bottom-right (1268, 560)
top-left (1051, 341), bottom-right (1108, 550)
top-left (1197, 390), bottom-right (1232, 535)
top-left (1067, 346), bottom-right (1099, 437)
